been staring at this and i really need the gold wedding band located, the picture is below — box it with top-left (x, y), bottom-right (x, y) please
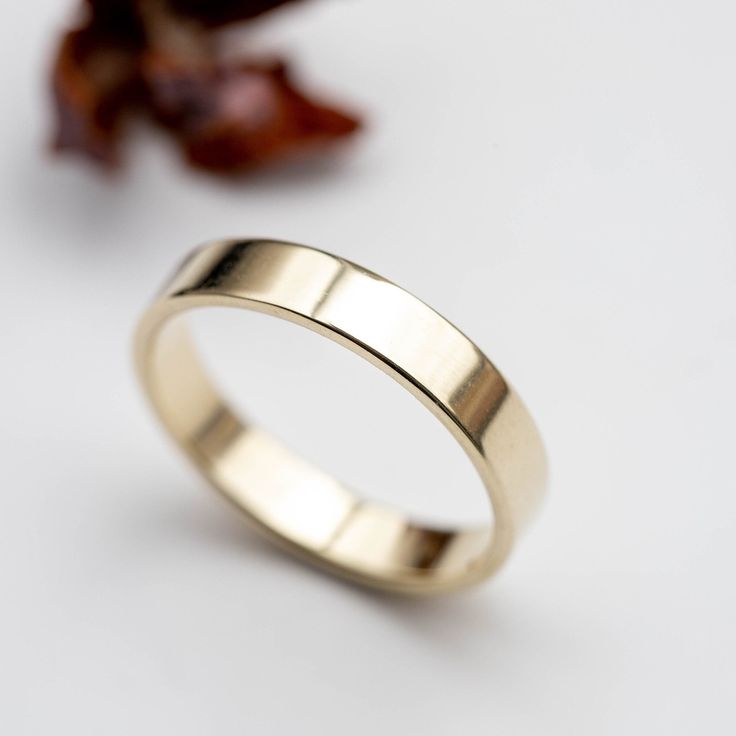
top-left (135, 239), bottom-right (547, 594)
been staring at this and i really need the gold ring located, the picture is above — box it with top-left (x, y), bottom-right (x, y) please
top-left (135, 239), bottom-right (547, 594)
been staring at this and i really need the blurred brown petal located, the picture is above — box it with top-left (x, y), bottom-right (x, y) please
top-left (51, 25), bottom-right (143, 166)
top-left (142, 53), bottom-right (360, 172)
top-left (165, 0), bottom-right (302, 28)
top-left (50, 0), bottom-right (361, 174)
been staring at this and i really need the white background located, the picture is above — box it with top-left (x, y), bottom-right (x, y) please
top-left (2, 1), bottom-right (735, 733)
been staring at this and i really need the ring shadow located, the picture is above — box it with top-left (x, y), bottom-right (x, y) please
top-left (141, 486), bottom-right (510, 654)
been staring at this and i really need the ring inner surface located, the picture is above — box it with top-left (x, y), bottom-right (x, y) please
top-left (150, 314), bottom-right (491, 583)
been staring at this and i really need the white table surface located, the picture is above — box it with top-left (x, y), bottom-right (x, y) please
top-left (2, 1), bottom-right (735, 733)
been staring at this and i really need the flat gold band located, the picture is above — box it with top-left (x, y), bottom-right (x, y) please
top-left (134, 239), bottom-right (547, 593)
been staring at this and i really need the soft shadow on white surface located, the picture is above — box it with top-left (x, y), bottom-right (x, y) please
top-left (109, 482), bottom-right (575, 660)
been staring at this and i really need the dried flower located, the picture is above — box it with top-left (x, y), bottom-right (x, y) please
top-left (51, 0), bottom-right (361, 173)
